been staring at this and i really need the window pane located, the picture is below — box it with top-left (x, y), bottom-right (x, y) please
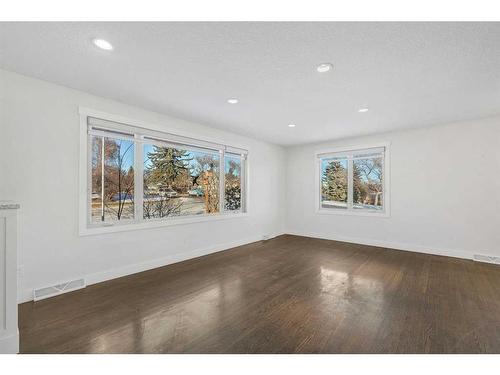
top-left (224, 154), bottom-right (242, 211)
top-left (353, 157), bottom-right (383, 210)
top-left (143, 144), bottom-right (220, 219)
top-left (90, 136), bottom-right (102, 223)
top-left (321, 158), bottom-right (348, 209)
top-left (90, 135), bottom-right (135, 222)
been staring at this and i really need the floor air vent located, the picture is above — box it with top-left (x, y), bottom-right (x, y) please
top-left (33, 278), bottom-right (86, 301)
top-left (473, 254), bottom-right (500, 265)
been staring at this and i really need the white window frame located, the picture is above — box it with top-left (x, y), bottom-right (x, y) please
top-left (315, 142), bottom-right (391, 217)
top-left (79, 107), bottom-right (249, 236)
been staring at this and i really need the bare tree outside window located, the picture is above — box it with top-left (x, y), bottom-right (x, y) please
top-left (91, 136), bottom-right (135, 222)
top-left (193, 154), bottom-right (220, 213)
top-left (353, 158), bottom-right (383, 209)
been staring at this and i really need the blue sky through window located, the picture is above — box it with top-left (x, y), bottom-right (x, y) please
top-left (114, 139), bottom-right (134, 171)
top-left (118, 143), bottom-right (242, 177)
top-left (225, 154), bottom-right (241, 176)
top-left (321, 158), bottom-right (348, 176)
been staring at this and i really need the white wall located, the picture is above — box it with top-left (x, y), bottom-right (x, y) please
top-left (285, 116), bottom-right (500, 259)
top-left (0, 69), bottom-right (286, 302)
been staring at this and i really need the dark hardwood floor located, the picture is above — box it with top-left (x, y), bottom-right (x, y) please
top-left (19, 235), bottom-right (500, 353)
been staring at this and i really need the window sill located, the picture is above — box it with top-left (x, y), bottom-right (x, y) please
top-left (79, 212), bottom-right (249, 236)
top-left (315, 208), bottom-right (390, 218)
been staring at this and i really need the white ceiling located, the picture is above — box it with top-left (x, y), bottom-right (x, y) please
top-left (1, 22), bottom-right (499, 146)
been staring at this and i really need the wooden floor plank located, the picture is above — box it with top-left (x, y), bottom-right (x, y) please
top-left (18, 235), bottom-right (500, 353)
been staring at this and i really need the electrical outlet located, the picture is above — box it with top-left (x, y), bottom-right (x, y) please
top-left (17, 265), bottom-right (24, 278)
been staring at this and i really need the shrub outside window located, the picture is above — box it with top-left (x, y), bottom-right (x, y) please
top-left (224, 153), bottom-right (244, 212)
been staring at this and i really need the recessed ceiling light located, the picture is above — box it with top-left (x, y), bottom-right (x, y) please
top-left (316, 63), bottom-right (333, 73)
top-left (92, 38), bottom-right (113, 51)
top-left (358, 108), bottom-right (369, 113)
top-left (288, 124), bottom-right (296, 128)
top-left (227, 99), bottom-right (239, 104)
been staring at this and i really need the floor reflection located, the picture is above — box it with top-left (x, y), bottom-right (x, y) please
top-left (320, 266), bottom-right (384, 303)
top-left (318, 265), bottom-right (386, 338)
top-left (89, 276), bottom-right (244, 353)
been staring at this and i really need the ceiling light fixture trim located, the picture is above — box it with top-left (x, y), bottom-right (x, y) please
top-left (317, 63), bottom-right (333, 73)
top-left (92, 38), bottom-right (113, 51)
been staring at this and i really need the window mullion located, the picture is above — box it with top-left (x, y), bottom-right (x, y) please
top-left (347, 157), bottom-right (353, 210)
top-left (134, 134), bottom-right (144, 222)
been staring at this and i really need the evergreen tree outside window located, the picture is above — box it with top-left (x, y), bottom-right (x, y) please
top-left (321, 158), bottom-right (348, 209)
top-left (142, 144), bottom-right (220, 219)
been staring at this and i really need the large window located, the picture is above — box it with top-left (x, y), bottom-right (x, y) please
top-left (317, 145), bottom-right (389, 215)
top-left (82, 112), bottom-right (247, 232)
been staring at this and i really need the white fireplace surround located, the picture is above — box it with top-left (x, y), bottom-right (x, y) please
top-left (0, 202), bottom-right (19, 354)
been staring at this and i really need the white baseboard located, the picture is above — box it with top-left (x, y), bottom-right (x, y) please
top-left (0, 332), bottom-right (19, 354)
top-left (18, 231), bottom-right (284, 304)
top-left (285, 230), bottom-right (474, 261)
top-left (84, 234), bottom-right (269, 286)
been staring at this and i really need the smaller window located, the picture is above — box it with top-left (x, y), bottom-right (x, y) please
top-left (317, 145), bottom-right (389, 215)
